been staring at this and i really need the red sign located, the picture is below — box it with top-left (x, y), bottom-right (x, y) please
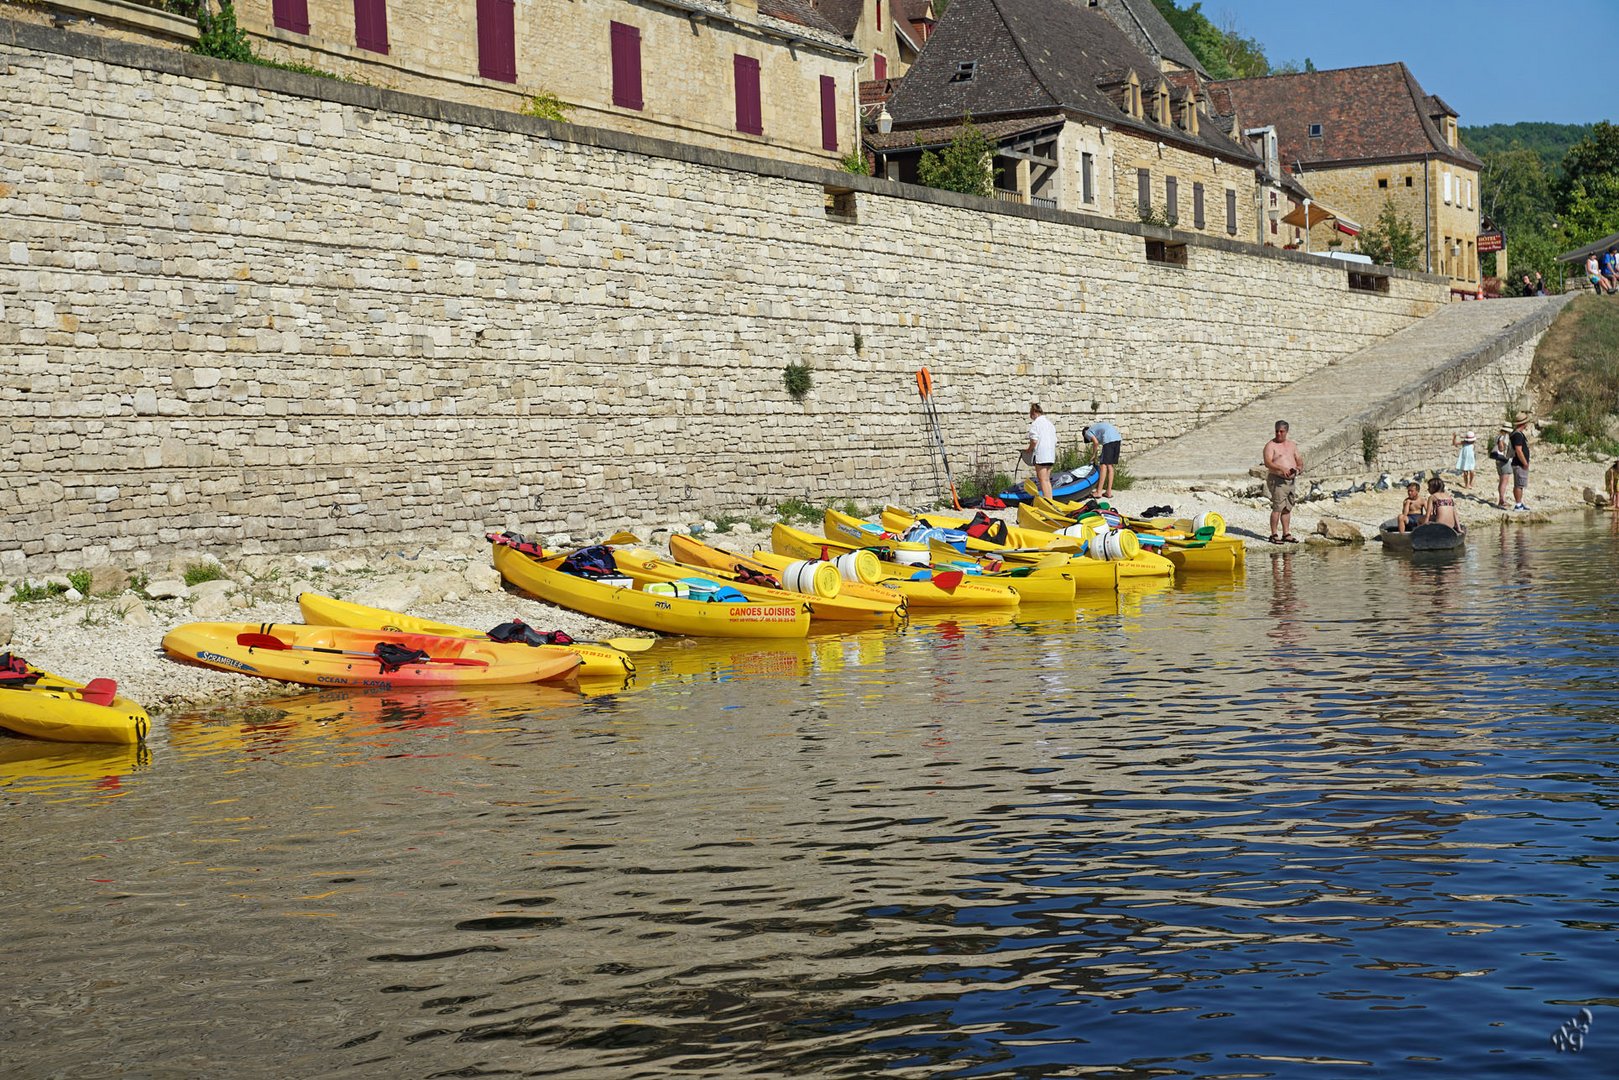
top-left (1477, 231), bottom-right (1504, 253)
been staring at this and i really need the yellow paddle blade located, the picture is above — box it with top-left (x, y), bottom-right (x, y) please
top-left (601, 637), bottom-right (656, 652)
top-left (602, 531), bottom-right (642, 546)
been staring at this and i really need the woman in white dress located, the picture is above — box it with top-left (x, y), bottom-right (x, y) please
top-left (1452, 430), bottom-right (1477, 489)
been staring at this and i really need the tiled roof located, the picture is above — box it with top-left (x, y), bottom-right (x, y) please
top-left (865, 111), bottom-right (1067, 151)
top-left (810, 0), bottom-right (865, 37)
top-left (1101, 0), bottom-right (1204, 76)
top-left (883, 0), bottom-right (1256, 163)
top-left (759, 0), bottom-right (844, 37)
top-left (1210, 63), bottom-right (1483, 170)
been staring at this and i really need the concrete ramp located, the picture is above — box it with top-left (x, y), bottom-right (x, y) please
top-left (1131, 296), bottom-right (1574, 482)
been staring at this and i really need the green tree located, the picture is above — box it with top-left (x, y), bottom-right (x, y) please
top-left (1479, 147), bottom-right (1555, 238)
top-left (1357, 198), bottom-right (1423, 270)
top-left (1460, 121), bottom-right (1594, 170)
top-left (193, 0), bottom-right (254, 63)
top-left (1557, 121), bottom-right (1619, 208)
top-left (1151, 0), bottom-right (1274, 80)
top-left (1561, 174), bottom-right (1619, 248)
top-left (916, 119), bottom-right (997, 199)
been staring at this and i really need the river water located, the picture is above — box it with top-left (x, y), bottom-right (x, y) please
top-left (5, 521), bottom-right (1619, 1078)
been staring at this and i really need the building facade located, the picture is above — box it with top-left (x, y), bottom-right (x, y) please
top-left (1211, 64), bottom-right (1483, 290)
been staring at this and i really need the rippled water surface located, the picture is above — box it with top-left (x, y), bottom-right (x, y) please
top-left (7, 522), bottom-right (1619, 1077)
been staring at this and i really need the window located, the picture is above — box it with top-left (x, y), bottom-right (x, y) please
top-left (733, 55), bottom-right (762, 135)
top-left (874, 53), bottom-right (887, 81)
top-left (1348, 271), bottom-right (1390, 294)
top-left (875, 0), bottom-right (881, 31)
top-left (1137, 168), bottom-right (1150, 214)
top-left (1378, 177), bottom-right (1388, 188)
top-left (1466, 178), bottom-right (1473, 209)
top-left (1081, 152), bottom-right (1094, 204)
top-left (1308, 123), bottom-right (1322, 138)
top-left (1193, 181), bottom-right (1204, 229)
top-left (1405, 175), bottom-right (1413, 187)
top-left (1164, 176), bottom-right (1178, 223)
top-left (272, 0), bottom-right (309, 34)
top-left (476, 0), bottom-right (516, 83)
top-left (950, 60), bottom-right (977, 83)
top-left (825, 184), bottom-right (857, 222)
top-left (610, 22), bottom-right (643, 110)
top-left (1225, 188), bottom-right (1237, 236)
top-left (1443, 170), bottom-right (1453, 204)
top-left (819, 75), bottom-right (838, 152)
top-left (1146, 239), bottom-right (1187, 266)
top-left (353, 0), bottom-right (388, 53)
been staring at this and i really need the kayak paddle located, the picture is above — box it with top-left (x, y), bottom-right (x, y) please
top-left (236, 633), bottom-right (490, 667)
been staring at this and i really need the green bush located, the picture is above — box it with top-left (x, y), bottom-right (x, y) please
top-left (193, 0), bottom-right (254, 63)
top-left (783, 362), bottom-right (812, 400)
top-left (520, 91), bottom-right (573, 123)
top-left (775, 496), bottom-right (820, 524)
top-left (66, 570), bottom-right (92, 596)
top-left (183, 562), bottom-right (226, 586)
top-left (9, 581), bottom-right (67, 603)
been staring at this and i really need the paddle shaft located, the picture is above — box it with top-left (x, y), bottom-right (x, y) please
top-left (915, 369), bottom-right (961, 509)
top-left (236, 633), bottom-right (489, 667)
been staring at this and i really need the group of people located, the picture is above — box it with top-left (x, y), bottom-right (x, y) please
top-left (1395, 477), bottom-right (1460, 531)
top-left (1022, 405), bottom-right (1122, 500)
top-left (1587, 247), bottom-right (1619, 295)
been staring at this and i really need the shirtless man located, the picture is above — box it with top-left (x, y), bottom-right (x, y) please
top-left (1396, 482), bottom-right (1424, 532)
top-left (1262, 419), bottom-right (1303, 543)
top-left (1423, 477), bottom-right (1460, 530)
top-left (1605, 460), bottom-right (1619, 510)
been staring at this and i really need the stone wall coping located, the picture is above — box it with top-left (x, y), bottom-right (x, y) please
top-left (1309, 294), bottom-right (1575, 468)
top-left (35, 0), bottom-right (197, 43)
top-left (0, 15), bottom-right (1447, 287)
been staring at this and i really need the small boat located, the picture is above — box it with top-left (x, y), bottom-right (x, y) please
top-left (769, 524), bottom-right (1022, 609)
top-left (0, 655), bottom-right (149, 744)
top-left (296, 592), bottom-right (637, 676)
top-left (1378, 520), bottom-right (1467, 552)
top-left (493, 541), bottom-right (812, 638)
top-left (163, 622), bottom-right (583, 687)
top-left (610, 547), bottom-right (906, 626)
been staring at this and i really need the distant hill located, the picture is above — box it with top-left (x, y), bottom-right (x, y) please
top-left (1460, 122), bottom-right (1595, 170)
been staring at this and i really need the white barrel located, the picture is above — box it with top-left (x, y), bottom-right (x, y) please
top-left (782, 559), bottom-right (842, 598)
top-left (1191, 511), bottom-right (1226, 536)
top-left (891, 546), bottom-right (930, 566)
top-left (833, 550), bottom-right (881, 585)
top-left (1089, 528), bottom-right (1141, 561)
top-left (1057, 524), bottom-right (1088, 538)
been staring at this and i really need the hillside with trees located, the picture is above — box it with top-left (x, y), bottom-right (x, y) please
top-left (1460, 122), bottom-right (1595, 170)
top-left (1149, 0), bottom-right (1312, 79)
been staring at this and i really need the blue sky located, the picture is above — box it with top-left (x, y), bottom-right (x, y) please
top-left (1208, 0), bottom-right (1616, 126)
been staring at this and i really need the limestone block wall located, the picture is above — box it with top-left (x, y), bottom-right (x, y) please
top-left (0, 20), bottom-right (1448, 573)
top-left (1111, 131), bottom-right (1252, 241)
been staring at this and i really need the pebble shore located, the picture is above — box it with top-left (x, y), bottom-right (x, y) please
top-left (1, 447), bottom-right (1610, 715)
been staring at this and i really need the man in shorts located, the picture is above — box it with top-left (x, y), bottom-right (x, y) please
top-left (1261, 419), bottom-right (1303, 543)
top-left (1082, 420), bottom-right (1123, 498)
top-left (1025, 403), bottom-right (1056, 498)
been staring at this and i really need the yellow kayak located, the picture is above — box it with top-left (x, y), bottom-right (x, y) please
top-left (876, 506), bottom-right (1079, 553)
top-left (770, 523), bottom-right (1020, 609)
top-left (895, 506), bottom-right (1174, 580)
top-left (610, 548), bottom-right (904, 626)
top-left (671, 534), bottom-right (929, 615)
top-left (163, 622), bottom-right (583, 687)
top-left (296, 592), bottom-right (636, 676)
top-left (493, 542), bottom-right (810, 638)
top-left (1023, 502), bottom-right (1241, 574)
top-left (0, 657), bottom-right (149, 744)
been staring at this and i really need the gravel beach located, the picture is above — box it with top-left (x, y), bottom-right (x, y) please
top-left (2, 445), bottom-right (1611, 716)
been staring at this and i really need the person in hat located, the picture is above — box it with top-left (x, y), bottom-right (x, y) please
top-left (1490, 424), bottom-right (1514, 509)
top-left (1452, 430), bottom-right (1477, 489)
top-left (1510, 412), bottom-right (1532, 511)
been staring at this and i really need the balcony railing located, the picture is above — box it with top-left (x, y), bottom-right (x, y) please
top-left (992, 189), bottom-right (1057, 210)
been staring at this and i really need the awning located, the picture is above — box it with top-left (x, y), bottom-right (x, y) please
top-left (1282, 200), bottom-right (1362, 236)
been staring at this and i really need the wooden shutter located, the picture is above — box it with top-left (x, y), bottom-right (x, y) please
top-left (1137, 168), bottom-right (1150, 214)
top-left (734, 55), bottom-right (762, 135)
top-left (876, 0), bottom-right (882, 31)
top-left (353, 0), bottom-right (388, 54)
top-left (610, 22), bottom-right (643, 110)
top-left (820, 75), bottom-right (838, 152)
top-left (477, 0), bottom-right (517, 83)
top-left (874, 52), bottom-right (887, 81)
top-left (1193, 182), bottom-right (1205, 229)
top-left (1165, 176), bottom-right (1177, 222)
top-left (1225, 188), bottom-right (1237, 235)
top-left (272, 0), bottom-right (310, 34)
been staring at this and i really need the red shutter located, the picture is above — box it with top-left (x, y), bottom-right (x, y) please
top-left (819, 75), bottom-right (838, 152)
top-left (272, 0), bottom-right (309, 34)
top-left (873, 52), bottom-right (887, 81)
top-left (610, 22), bottom-right (643, 110)
top-left (353, 0), bottom-right (388, 54)
top-left (477, 0), bottom-right (517, 83)
top-left (734, 55), bottom-right (762, 135)
top-left (876, 0), bottom-right (882, 31)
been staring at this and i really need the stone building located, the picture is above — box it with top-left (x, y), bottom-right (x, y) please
top-left (813, 0), bottom-right (931, 81)
top-left (867, 0), bottom-right (1258, 233)
top-left (12, 0), bottom-right (865, 166)
top-left (1210, 64), bottom-right (1484, 290)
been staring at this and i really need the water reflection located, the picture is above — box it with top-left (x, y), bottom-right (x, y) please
top-left (5, 526), bottom-right (1619, 1077)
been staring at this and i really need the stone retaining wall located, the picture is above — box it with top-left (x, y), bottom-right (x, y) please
top-left (0, 19), bottom-right (1450, 574)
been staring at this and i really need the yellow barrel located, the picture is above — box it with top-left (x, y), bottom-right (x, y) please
top-left (833, 550), bottom-right (882, 585)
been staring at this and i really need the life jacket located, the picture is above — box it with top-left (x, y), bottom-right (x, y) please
top-left (374, 642), bottom-right (431, 673)
top-left (959, 512), bottom-right (1010, 546)
top-left (733, 565), bottom-right (780, 589)
top-left (487, 618), bottom-right (574, 647)
top-left (486, 531), bottom-right (547, 558)
top-left (0, 652), bottom-right (40, 687)
top-left (559, 545), bottom-right (617, 578)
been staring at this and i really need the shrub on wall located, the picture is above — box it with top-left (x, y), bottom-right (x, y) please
top-left (784, 362), bottom-right (812, 401)
top-left (520, 92), bottom-right (573, 123)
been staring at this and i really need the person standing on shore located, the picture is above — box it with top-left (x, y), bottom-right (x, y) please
top-left (1082, 420), bottom-right (1123, 499)
top-left (1262, 419), bottom-right (1303, 544)
top-left (1604, 460), bottom-right (1619, 510)
top-left (1452, 430), bottom-right (1477, 489)
top-left (1511, 412), bottom-right (1532, 511)
top-left (1489, 424), bottom-right (1513, 508)
top-left (1025, 403), bottom-right (1056, 499)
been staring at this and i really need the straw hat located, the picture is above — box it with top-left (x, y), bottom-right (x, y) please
top-left (1514, 411), bottom-right (1531, 425)
top-left (1463, 431), bottom-right (1476, 441)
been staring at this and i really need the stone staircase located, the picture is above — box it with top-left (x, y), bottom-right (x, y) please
top-left (1130, 295), bottom-right (1574, 482)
